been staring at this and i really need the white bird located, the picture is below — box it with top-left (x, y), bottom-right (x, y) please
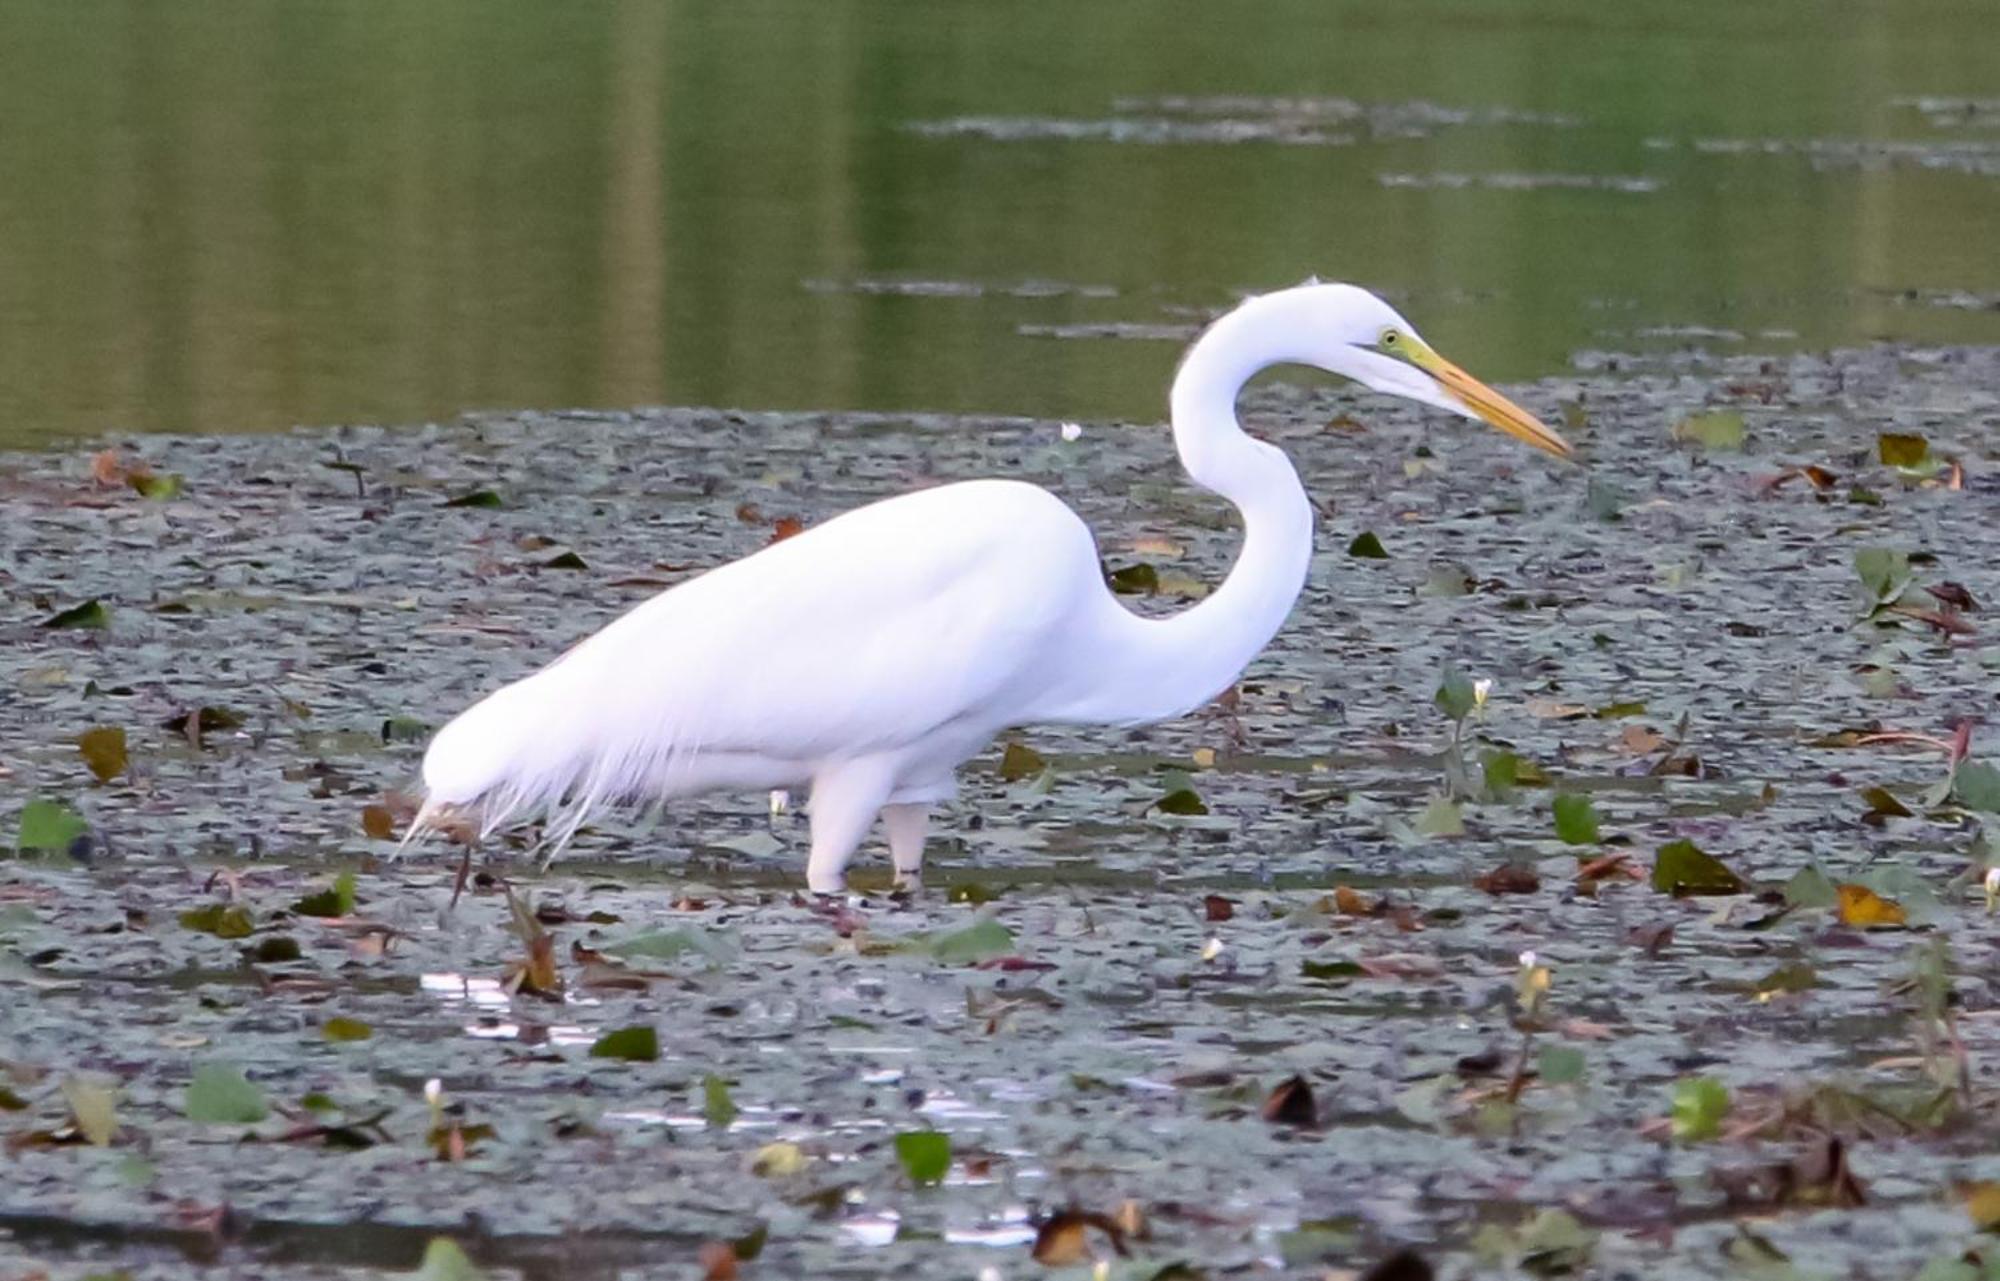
top-left (413, 282), bottom-right (1571, 893)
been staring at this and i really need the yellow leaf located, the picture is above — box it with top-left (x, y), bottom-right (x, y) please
top-left (1963, 1181), bottom-right (2000, 1231)
top-left (751, 1141), bottom-right (807, 1177)
top-left (361, 804), bottom-right (397, 841)
top-left (1835, 883), bottom-right (1907, 929)
top-left (77, 726), bottom-right (128, 783)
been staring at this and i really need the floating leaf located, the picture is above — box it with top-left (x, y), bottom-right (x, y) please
top-left (1261, 1074), bottom-right (1319, 1128)
top-left (1552, 794), bottom-right (1600, 845)
top-left (604, 927), bottom-right (740, 965)
top-left (1835, 883), bottom-right (1907, 930)
top-left (1783, 865), bottom-right (1839, 909)
top-left (77, 727), bottom-right (128, 783)
top-left (541, 551), bottom-right (588, 570)
top-left (408, 1238), bottom-right (487, 1281)
top-left (361, 805), bottom-right (397, 840)
top-left (247, 936), bottom-right (302, 963)
top-left (61, 1076), bottom-right (119, 1146)
top-left (184, 1062), bottom-right (269, 1124)
top-left (702, 1074), bottom-right (737, 1129)
top-left (1347, 531), bottom-right (1389, 559)
top-left (1108, 563), bottom-right (1159, 594)
top-left (1858, 786), bottom-right (1912, 821)
top-left (1475, 862), bottom-right (1541, 896)
top-left (442, 489), bottom-right (503, 509)
top-left (294, 872), bottom-right (357, 918)
top-left (1752, 962), bottom-right (1817, 998)
top-left (381, 716), bottom-right (431, 744)
top-left (179, 903), bottom-right (255, 939)
top-left (1154, 770), bottom-right (1207, 816)
top-left (751, 1141), bottom-right (807, 1177)
top-left (1413, 795), bottom-right (1464, 837)
top-left (1418, 563), bottom-right (1472, 597)
top-left (589, 1026), bottom-right (660, 1061)
top-left (998, 742), bottom-right (1046, 781)
top-left (1434, 664), bottom-right (1476, 721)
top-left (1651, 839), bottom-right (1745, 896)
top-left (1877, 432), bottom-right (1929, 467)
top-left (1670, 1077), bottom-right (1730, 1141)
top-left (323, 1016), bottom-right (373, 1042)
top-left (1672, 409), bottom-right (1746, 451)
top-left (1956, 762), bottom-right (2000, 813)
top-left (131, 471), bottom-right (185, 500)
top-left (40, 600), bottom-right (109, 630)
top-left (927, 916), bottom-right (1015, 964)
top-left (1592, 700), bottom-right (1647, 719)
top-left (893, 1129), bottom-right (951, 1184)
top-left (17, 799), bottom-right (88, 855)
top-left (1537, 1045), bottom-right (1586, 1085)
top-left (1853, 547), bottom-right (1912, 608)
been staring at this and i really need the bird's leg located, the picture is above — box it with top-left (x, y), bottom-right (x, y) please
top-left (881, 802), bottom-right (931, 892)
top-left (805, 762), bottom-right (896, 896)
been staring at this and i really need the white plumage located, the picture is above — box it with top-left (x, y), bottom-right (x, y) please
top-left (415, 283), bottom-right (1570, 892)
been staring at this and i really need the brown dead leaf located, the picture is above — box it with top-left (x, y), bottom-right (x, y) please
top-left (1577, 853), bottom-right (1642, 883)
top-left (1625, 922), bottom-right (1675, 956)
top-left (1357, 952), bottom-right (1444, 980)
top-left (769, 516), bottom-right (804, 542)
top-left (359, 805), bottom-right (396, 841)
top-left (1128, 535), bottom-right (1185, 558)
top-left (1203, 894), bottom-right (1235, 922)
top-left (1527, 698), bottom-right (1590, 720)
top-left (1260, 1074), bottom-right (1319, 1128)
top-left (1475, 862), bottom-right (1541, 896)
top-left (698, 1241), bottom-right (739, 1281)
top-left (1333, 885), bottom-right (1372, 915)
top-left (1617, 724), bottom-right (1668, 756)
top-left (1031, 1209), bottom-right (1129, 1266)
top-left (1927, 581), bottom-right (1979, 612)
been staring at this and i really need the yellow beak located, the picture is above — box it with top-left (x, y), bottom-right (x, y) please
top-left (1411, 347), bottom-right (1574, 459)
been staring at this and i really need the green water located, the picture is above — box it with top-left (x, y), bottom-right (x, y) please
top-left (2, 0), bottom-right (1996, 447)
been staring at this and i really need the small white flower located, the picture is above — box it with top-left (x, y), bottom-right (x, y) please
top-left (1985, 867), bottom-right (1999, 894)
top-left (978, 1269), bottom-right (1004, 1281)
top-left (1473, 678), bottom-right (1493, 710)
top-left (1201, 937), bottom-right (1225, 962)
top-left (1060, 421), bottom-right (1084, 442)
top-left (424, 1078), bottom-right (443, 1105)
top-left (769, 789), bottom-right (790, 817)
top-left (1518, 950), bottom-right (1537, 970)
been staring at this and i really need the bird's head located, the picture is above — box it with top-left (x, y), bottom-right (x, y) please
top-left (1285, 282), bottom-right (1574, 459)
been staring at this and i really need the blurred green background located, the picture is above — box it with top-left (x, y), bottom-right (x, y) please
top-left (2, 0), bottom-right (1996, 446)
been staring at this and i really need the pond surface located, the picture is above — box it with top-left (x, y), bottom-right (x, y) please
top-left (3, 0), bottom-right (1999, 447)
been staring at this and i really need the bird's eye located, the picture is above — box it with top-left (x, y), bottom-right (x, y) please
top-left (1380, 329), bottom-right (1400, 350)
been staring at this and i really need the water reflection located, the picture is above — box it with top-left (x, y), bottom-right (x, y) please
top-left (4, 0), bottom-right (1995, 447)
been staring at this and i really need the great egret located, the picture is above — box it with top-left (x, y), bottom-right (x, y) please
top-left (414, 282), bottom-right (1571, 892)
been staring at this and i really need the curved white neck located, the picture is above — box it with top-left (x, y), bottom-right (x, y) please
top-left (1057, 295), bottom-right (1318, 724)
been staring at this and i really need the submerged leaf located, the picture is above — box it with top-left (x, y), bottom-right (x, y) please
top-left (893, 1129), bottom-right (951, 1184)
top-left (1956, 762), bottom-right (2000, 813)
top-left (1413, 795), bottom-right (1464, 837)
top-left (1877, 432), bottom-right (1929, 467)
top-left (589, 1026), bottom-right (660, 1061)
top-left (604, 927), bottom-right (739, 965)
top-left (927, 916), bottom-right (1015, 964)
top-left (1672, 409), bottom-right (1746, 451)
top-left (322, 1016), bottom-right (373, 1043)
top-left (1651, 839), bottom-right (1745, 896)
top-left (184, 1062), bottom-right (269, 1124)
top-left (179, 903), bottom-right (255, 939)
top-left (77, 727), bottom-right (128, 783)
top-left (61, 1076), bottom-right (119, 1146)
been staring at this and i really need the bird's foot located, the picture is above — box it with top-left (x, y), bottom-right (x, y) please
top-left (889, 872), bottom-right (923, 898)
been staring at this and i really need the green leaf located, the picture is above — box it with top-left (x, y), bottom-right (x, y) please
top-left (17, 799), bottom-right (88, 854)
top-left (184, 1062), bottom-right (269, 1124)
top-left (1433, 664), bottom-right (1476, 722)
top-left (1481, 750), bottom-right (1521, 798)
top-left (1671, 409), bottom-right (1746, 451)
top-left (179, 903), bottom-right (255, 939)
top-left (1669, 1076), bottom-right (1730, 1141)
top-left (1877, 432), bottom-right (1929, 467)
top-left (40, 600), bottom-right (109, 630)
top-left (131, 472), bottom-right (185, 500)
top-left (442, 489), bottom-right (503, 509)
top-left (998, 742), bottom-right (1046, 782)
top-left (893, 1129), bottom-right (951, 1185)
top-left (589, 1026), bottom-right (660, 1061)
top-left (927, 916), bottom-right (1015, 964)
top-left (1752, 962), bottom-right (1817, 997)
top-left (381, 716), bottom-right (432, 744)
top-left (1154, 770), bottom-right (1207, 816)
top-left (1782, 864), bottom-right (1839, 909)
top-left (61, 1076), bottom-right (119, 1146)
top-left (246, 936), bottom-right (302, 963)
top-left (1853, 547), bottom-right (1911, 606)
top-left (322, 1016), bottom-right (373, 1043)
top-left (1414, 795), bottom-right (1464, 837)
top-left (1418, 563), bottom-right (1472, 597)
top-left (1537, 1045), bottom-right (1586, 1085)
top-left (77, 727), bottom-right (128, 783)
top-left (1108, 563), bottom-right (1160, 594)
top-left (603, 927), bottom-right (740, 965)
top-left (701, 1074), bottom-right (737, 1129)
top-left (1592, 700), bottom-right (1647, 719)
top-left (1552, 794), bottom-right (1600, 845)
top-left (293, 871), bottom-right (358, 918)
top-left (408, 1238), bottom-right (488, 1281)
top-left (1347, 531), bottom-right (1389, 559)
top-left (1956, 761), bottom-right (2000, 813)
top-left (1651, 839), bottom-right (1745, 896)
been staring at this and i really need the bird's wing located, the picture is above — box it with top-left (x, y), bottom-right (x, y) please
top-left (420, 479), bottom-right (1098, 836)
